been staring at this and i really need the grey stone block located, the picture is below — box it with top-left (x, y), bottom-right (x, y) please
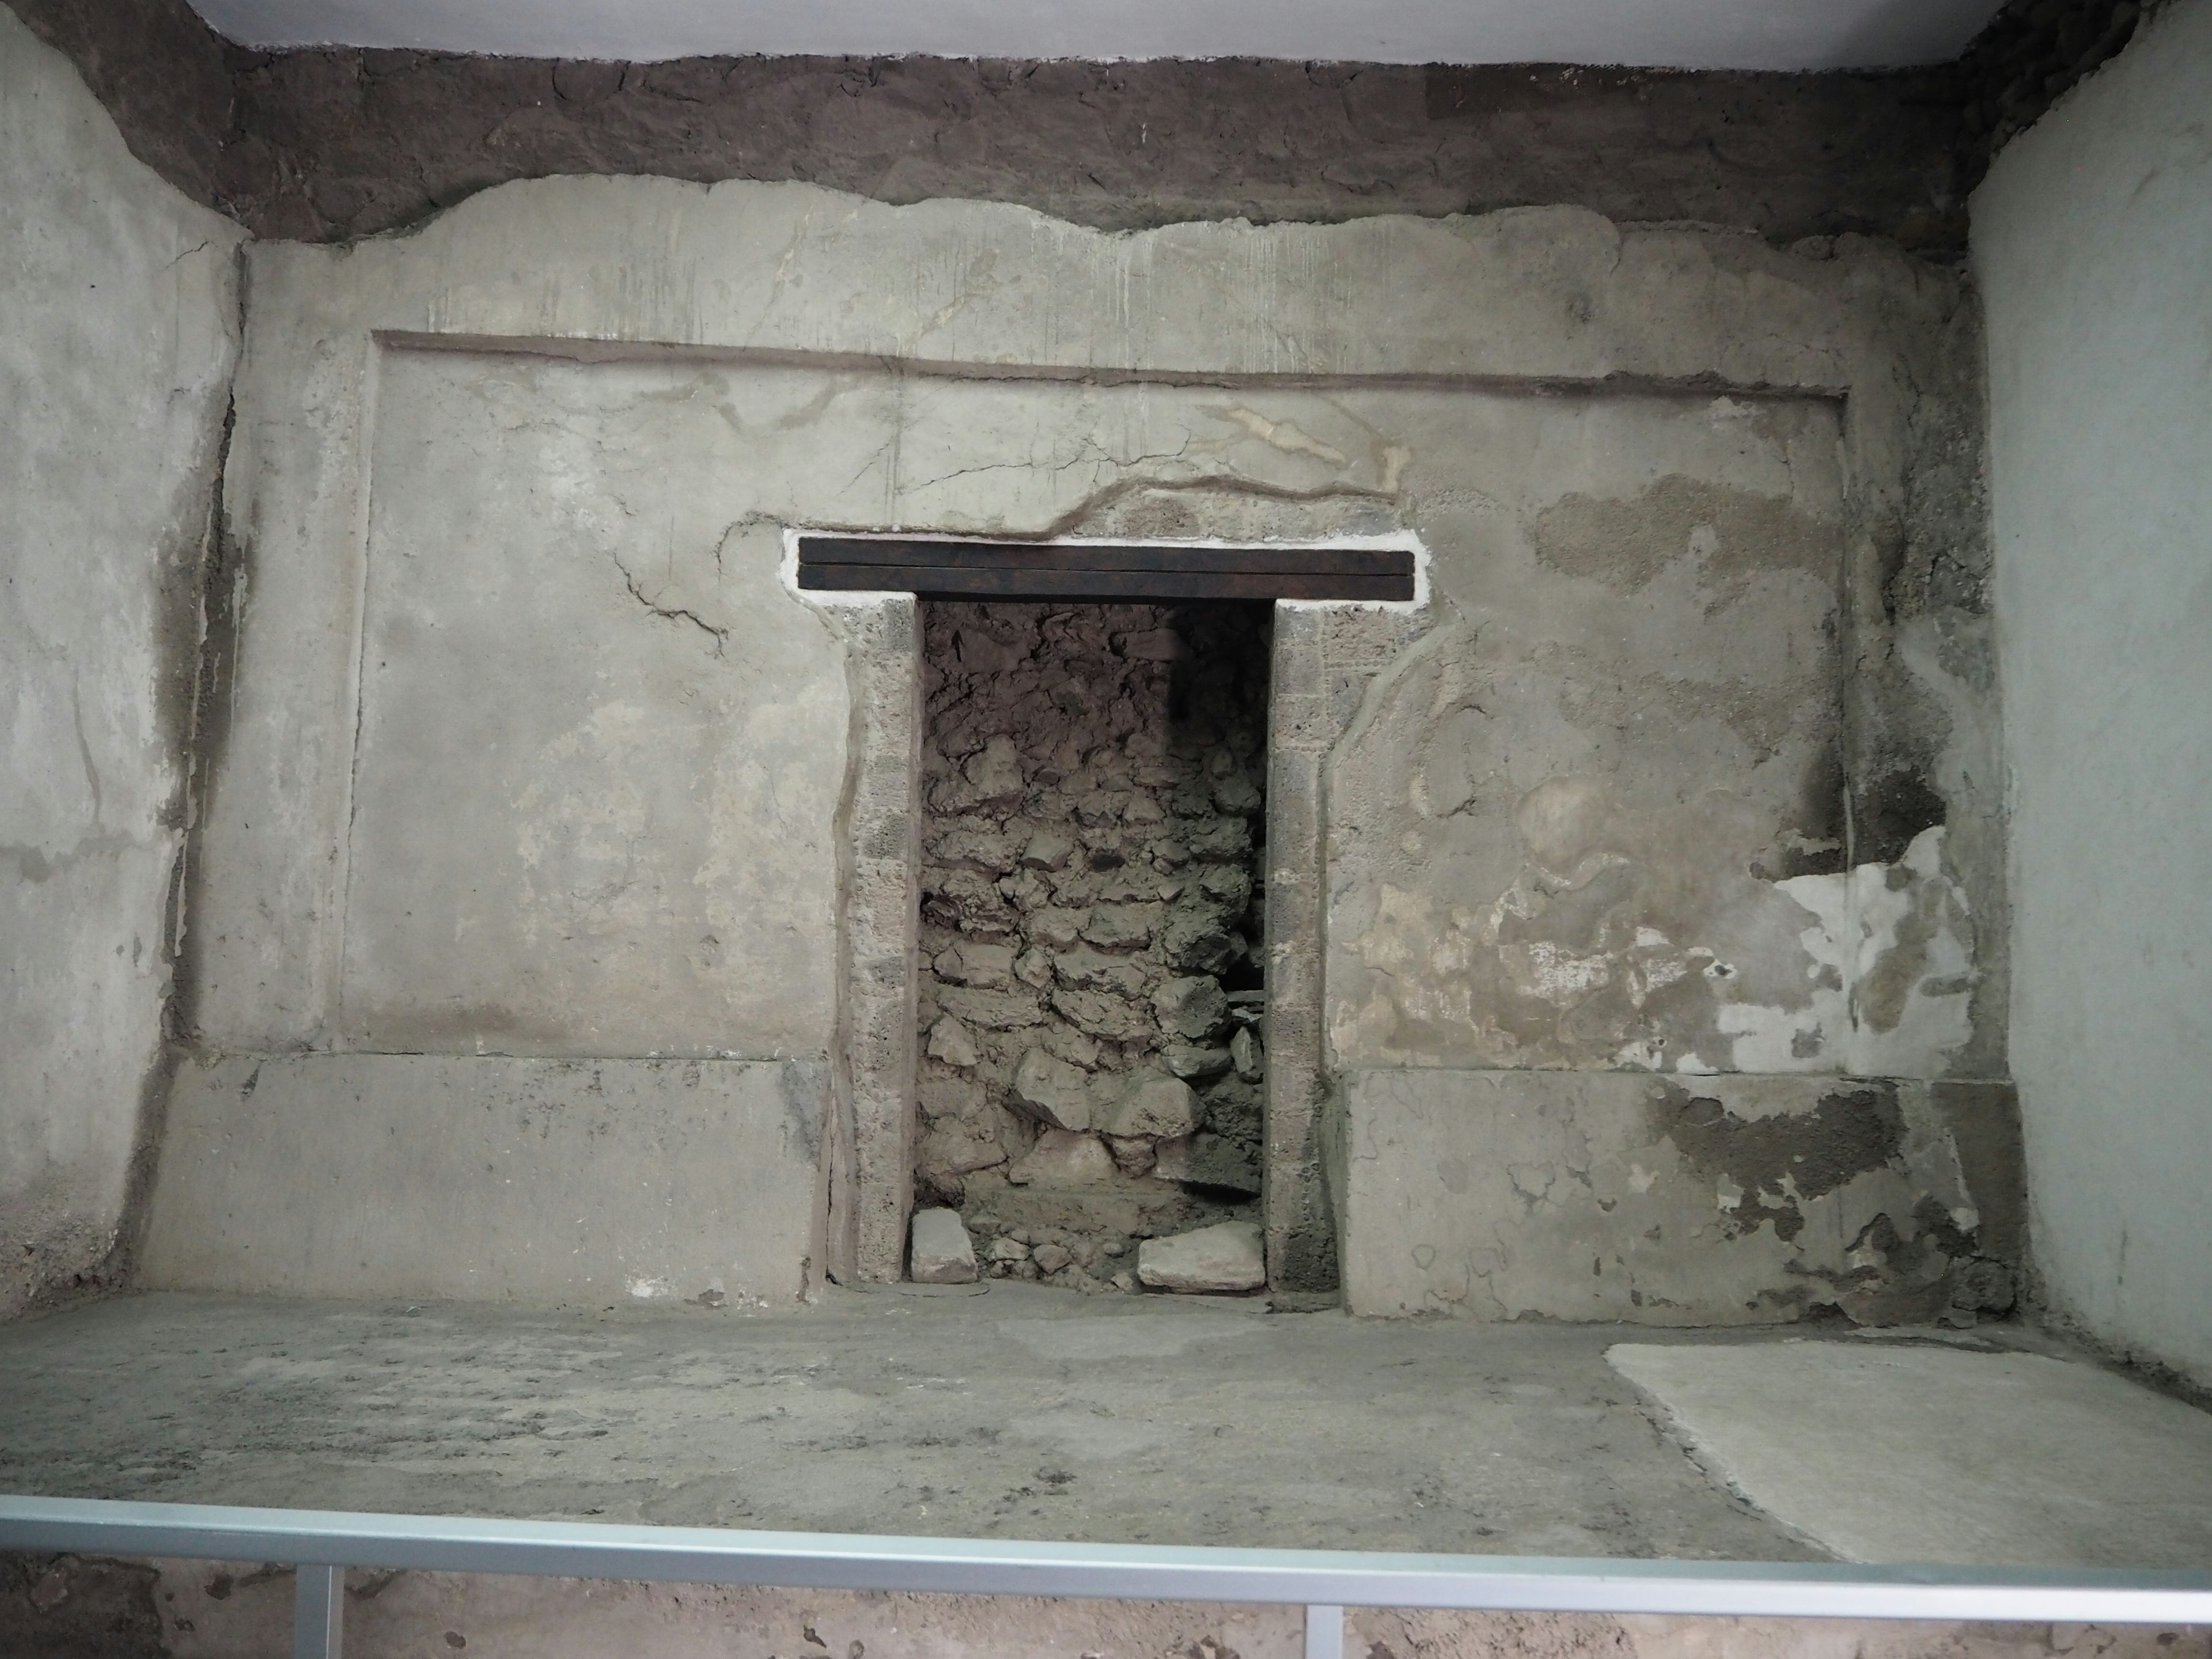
top-left (141, 1052), bottom-right (827, 1306)
top-left (1138, 1220), bottom-right (1267, 1292)
top-left (908, 1208), bottom-right (978, 1284)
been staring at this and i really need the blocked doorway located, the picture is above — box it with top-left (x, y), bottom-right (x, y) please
top-left (914, 599), bottom-right (1273, 1290)
top-left (804, 533), bottom-right (1421, 1294)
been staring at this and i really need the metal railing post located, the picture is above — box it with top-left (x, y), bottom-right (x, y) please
top-left (294, 1562), bottom-right (344, 1659)
top-left (1304, 1604), bottom-right (1343, 1659)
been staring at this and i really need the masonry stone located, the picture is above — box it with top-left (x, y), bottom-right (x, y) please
top-left (1231, 1027), bottom-right (1264, 1083)
top-left (1007, 1129), bottom-right (1118, 1187)
top-left (1098, 1072), bottom-right (1203, 1141)
top-left (908, 1208), bottom-right (979, 1284)
top-left (1138, 1221), bottom-right (1268, 1292)
top-left (1161, 1041), bottom-right (1234, 1080)
top-left (1155, 976), bottom-right (1231, 1041)
top-left (927, 1016), bottom-right (979, 1069)
top-left (1012, 1047), bottom-right (1094, 1133)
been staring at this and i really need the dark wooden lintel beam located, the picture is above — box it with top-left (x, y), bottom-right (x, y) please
top-left (796, 537), bottom-right (1416, 602)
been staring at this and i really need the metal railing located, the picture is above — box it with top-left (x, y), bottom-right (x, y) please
top-left (5, 1496), bottom-right (2210, 1659)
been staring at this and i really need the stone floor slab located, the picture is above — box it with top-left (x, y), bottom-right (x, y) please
top-left (1607, 1338), bottom-right (2212, 1568)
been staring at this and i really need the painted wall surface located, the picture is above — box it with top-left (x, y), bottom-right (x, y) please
top-left (337, 351), bottom-right (854, 1058)
top-left (1976, 0), bottom-right (2212, 1383)
top-left (0, 7), bottom-right (243, 1317)
top-left (161, 179), bottom-right (2002, 1308)
top-left (1322, 391), bottom-right (1994, 1084)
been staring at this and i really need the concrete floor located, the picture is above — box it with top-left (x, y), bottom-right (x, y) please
top-left (2, 1287), bottom-right (2206, 1571)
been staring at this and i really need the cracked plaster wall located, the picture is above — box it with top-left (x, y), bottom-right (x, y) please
top-left (0, 7), bottom-right (245, 1318)
top-left (1975, 0), bottom-right (2212, 1386)
top-left (156, 172), bottom-right (2007, 1308)
top-left (1303, 385), bottom-right (2017, 1321)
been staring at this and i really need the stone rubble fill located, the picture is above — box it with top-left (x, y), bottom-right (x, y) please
top-left (914, 600), bottom-right (1271, 1290)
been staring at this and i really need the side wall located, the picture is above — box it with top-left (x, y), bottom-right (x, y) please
top-left (0, 8), bottom-right (244, 1316)
top-left (1975, 0), bottom-right (2212, 1384)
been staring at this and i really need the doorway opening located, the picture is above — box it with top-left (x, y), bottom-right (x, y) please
top-left (912, 599), bottom-right (1273, 1290)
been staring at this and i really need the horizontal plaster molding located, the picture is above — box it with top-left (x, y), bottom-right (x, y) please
top-left (375, 331), bottom-right (1855, 402)
top-left (245, 184), bottom-right (1919, 396)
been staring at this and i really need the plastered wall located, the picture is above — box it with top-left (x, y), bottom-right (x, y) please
top-left (134, 172), bottom-right (2014, 1316)
top-left (1976, 0), bottom-right (2212, 1385)
top-left (0, 6), bottom-right (244, 1317)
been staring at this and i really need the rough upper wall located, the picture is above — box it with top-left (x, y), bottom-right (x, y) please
top-left (3, 0), bottom-right (2157, 255)
top-left (0, 6), bottom-right (244, 1317)
top-left (1955, 0), bottom-right (2162, 177)
top-left (5, 0), bottom-right (1969, 249)
top-left (198, 56), bottom-right (1971, 249)
top-left (0, 0), bottom-right (232, 207)
top-left (1975, 0), bottom-right (2212, 1386)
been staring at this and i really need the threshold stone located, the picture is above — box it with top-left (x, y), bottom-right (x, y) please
top-left (910, 1208), bottom-right (979, 1283)
top-left (1138, 1219), bottom-right (1266, 1293)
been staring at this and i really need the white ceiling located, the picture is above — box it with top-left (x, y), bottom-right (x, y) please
top-left (185, 0), bottom-right (2008, 70)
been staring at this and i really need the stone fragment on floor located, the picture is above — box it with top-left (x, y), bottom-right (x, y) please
top-left (1139, 1219), bottom-right (1266, 1292)
top-left (908, 1208), bottom-right (979, 1283)
top-left (1032, 1243), bottom-right (1073, 1274)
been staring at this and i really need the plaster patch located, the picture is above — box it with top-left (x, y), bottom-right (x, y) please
top-left (1729, 825), bottom-right (1975, 1076)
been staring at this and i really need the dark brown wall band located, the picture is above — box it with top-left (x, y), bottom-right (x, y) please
top-left (796, 537), bottom-right (1416, 603)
